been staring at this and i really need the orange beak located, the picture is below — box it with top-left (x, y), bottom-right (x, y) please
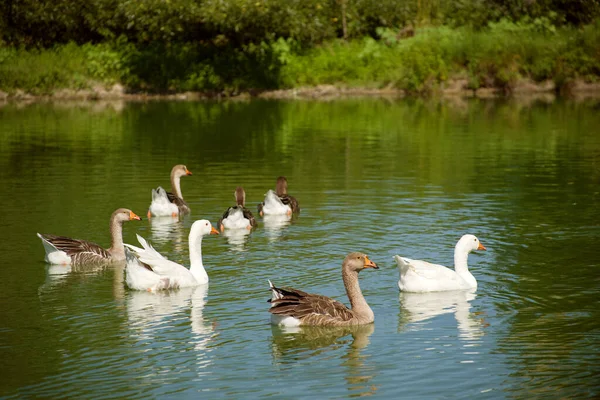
top-left (210, 226), bottom-right (220, 235)
top-left (363, 255), bottom-right (379, 269)
top-left (477, 243), bottom-right (487, 251)
top-left (185, 168), bottom-right (192, 176)
top-left (130, 211), bottom-right (141, 221)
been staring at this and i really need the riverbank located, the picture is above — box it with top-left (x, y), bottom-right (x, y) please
top-left (2, 79), bottom-right (600, 103)
top-left (1, 21), bottom-right (598, 101)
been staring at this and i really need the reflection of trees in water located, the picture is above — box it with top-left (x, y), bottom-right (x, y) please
top-left (270, 324), bottom-right (377, 397)
top-left (486, 109), bottom-right (600, 398)
top-left (398, 290), bottom-right (486, 342)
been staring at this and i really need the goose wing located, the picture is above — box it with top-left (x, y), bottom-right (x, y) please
top-left (269, 284), bottom-right (355, 325)
top-left (166, 191), bottom-right (188, 207)
top-left (280, 194), bottom-right (300, 213)
top-left (125, 234), bottom-right (192, 279)
top-left (397, 256), bottom-right (459, 280)
top-left (38, 233), bottom-right (110, 263)
top-left (242, 207), bottom-right (257, 227)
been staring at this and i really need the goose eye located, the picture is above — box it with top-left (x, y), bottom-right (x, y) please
top-left (474, 238), bottom-right (477, 242)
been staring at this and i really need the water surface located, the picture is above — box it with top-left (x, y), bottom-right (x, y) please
top-left (0, 98), bottom-right (599, 398)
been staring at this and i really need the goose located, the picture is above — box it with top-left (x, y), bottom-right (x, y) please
top-left (395, 234), bottom-right (486, 292)
top-left (37, 208), bottom-right (141, 265)
top-left (147, 164), bottom-right (192, 218)
top-left (124, 219), bottom-right (219, 291)
top-left (217, 187), bottom-right (257, 232)
top-left (258, 176), bottom-right (299, 216)
top-left (268, 252), bottom-right (378, 326)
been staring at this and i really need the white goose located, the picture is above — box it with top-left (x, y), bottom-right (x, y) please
top-left (395, 234), bottom-right (486, 292)
top-left (147, 164), bottom-right (192, 218)
top-left (124, 219), bottom-right (219, 291)
top-left (258, 176), bottom-right (299, 216)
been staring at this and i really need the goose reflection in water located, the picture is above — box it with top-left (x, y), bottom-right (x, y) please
top-left (126, 285), bottom-right (216, 355)
top-left (270, 324), bottom-right (377, 396)
top-left (262, 214), bottom-right (292, 243)
top-left (398, 290), bottom-right (486, 341)
top-left (149, 216), bottom-right (186, 248)
top-left (39, 261), bottom-right (119, 296)
top-left (222, 228), bottom-right (252, 251)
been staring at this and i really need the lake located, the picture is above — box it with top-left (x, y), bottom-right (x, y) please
top-left (0, 97), bottom-right (599, 398)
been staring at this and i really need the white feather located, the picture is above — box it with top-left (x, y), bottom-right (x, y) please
top-left (221, 207), bottom-right (251, 230)
top-left (148, 186), bottom-right (179, 217)
top-left (261, 190), bottom-right (291, 215)
top-left (37, 233), bottom-right (72, 265)
top-left (125, 220), bottom-right (216, 291)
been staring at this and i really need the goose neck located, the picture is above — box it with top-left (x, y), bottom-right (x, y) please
top-left (189, 235), bottom-right (208, 284)
top-left (454, 243), bottom-right (471, 274)
top-left (109, 217), bottom-right (125, 260)
top-left (342, 267), bottom-right (373, 323)
top-left (171, 172), bottom-right (183, 199)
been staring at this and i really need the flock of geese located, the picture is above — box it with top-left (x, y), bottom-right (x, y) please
top-left (37, 165), bottom-right (486, 328)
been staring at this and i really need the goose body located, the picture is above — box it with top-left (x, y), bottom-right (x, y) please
top-left (148, 164), bottom-right (192, 217)
top-left (218, 187), bottom-right (257, 231)
top-left (37, 208), bottom-right (141, 265)
top-left (268, 253), bottom-right (378, 327)
top-left (258, 176), bottom-right (299, 216)
top-left (125, 219), bottom-right (219, 291)
top-left (395, 234), bottom-right (486, 293)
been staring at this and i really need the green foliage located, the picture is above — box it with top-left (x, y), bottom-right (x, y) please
top-left (0, 43), bottom-right (91, 93)
top-left (279, 20), bottom-right (600, 93)
top-left (0, 17), bottom-right (599, 95)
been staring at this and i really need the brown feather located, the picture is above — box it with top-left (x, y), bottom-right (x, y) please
top-left (166, 191), bottom-right (190, 214)
top-left (269, 285), bottom-right (356, 325)
top-left (280, 194), bottom-right (300, 214)
top-left (39, 234), bottom-right (111, 264)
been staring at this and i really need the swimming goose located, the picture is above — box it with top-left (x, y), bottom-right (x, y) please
top-left (147, 164), bottom-right (192, 218)
top-left (268, 252), bottom-right (378, 326)
top-left (218, 187), bottom-right (257, 232)
top-left (258, 176), bottom-right (299, 216)
top-left (395, 234), bottom-right (486, 292)
top-left (37, 208), bottom-right (141, 265)
top-left (124, 219), bottom-right (219, 291)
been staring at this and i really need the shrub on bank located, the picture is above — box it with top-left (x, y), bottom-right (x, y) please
top-left (0, 19), bottom-right (598, 95)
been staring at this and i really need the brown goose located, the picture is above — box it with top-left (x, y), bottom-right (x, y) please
top-left (37, 208), bottom-right (141, 265)
top-left (217, 187), bottom-right (257, 232)
top-left (268, 252), bottom-right (379, 326)
top-left (258, 176), bottom-right (300, 216)
top-left (147, 164), bottom-right (192, 218)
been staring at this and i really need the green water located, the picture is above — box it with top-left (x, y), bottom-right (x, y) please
top-left (0, 98), bottom-right (599, 398)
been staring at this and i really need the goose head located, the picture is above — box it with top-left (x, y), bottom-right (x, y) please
top-left (343, 252), bottom-right (379, 273)
top-left (456, 234), bottom-right (486, 253)
top-left (189, 219), bottom-right (220, 241)
top-left (112, 208), bottom-right (142, 223)
top-left (172, 164), bottom-right (192, 178)
top-left (234, 187), bottom-right (246, 207)
top-left (275, 176), bottom-right (288, 196)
